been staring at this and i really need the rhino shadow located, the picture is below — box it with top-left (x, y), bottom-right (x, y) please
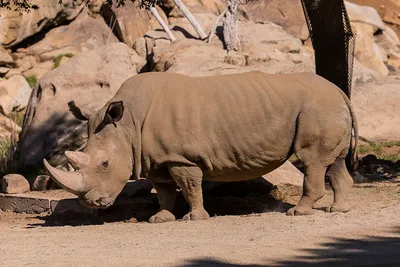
top-left (27, 180), bottom-right (293, 227)
top-left (179, 227), bottom-right (400, 267)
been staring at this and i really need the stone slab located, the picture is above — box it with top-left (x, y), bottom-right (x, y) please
top-left (0, 193), bottom-right (50, 214)
top-left (0, 181), bottom-right (156, 215)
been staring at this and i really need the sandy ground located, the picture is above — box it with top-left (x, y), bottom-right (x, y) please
top-left (0, 181), bottom-right (399, 267)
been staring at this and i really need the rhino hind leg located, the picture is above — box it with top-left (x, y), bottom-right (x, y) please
top-left (149, 183), bottom-right (177, 223)
top-left (287, 165), bottom-right (327, 216)
top-left (168, 163), bottom-right (210, 221)
top-left (326, 156), bottom-right (353, 213)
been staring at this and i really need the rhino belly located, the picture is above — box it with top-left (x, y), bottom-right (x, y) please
top-left (201, 160), bottom-right (286, 182)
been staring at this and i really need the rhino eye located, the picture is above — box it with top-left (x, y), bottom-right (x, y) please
top-left (102, 160), bottom-right (109, 168)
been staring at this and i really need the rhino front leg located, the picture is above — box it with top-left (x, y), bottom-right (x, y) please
top-left (168, 164), bottom-right (210, 221)
top-left (149, 183), bottom-right (177, 223)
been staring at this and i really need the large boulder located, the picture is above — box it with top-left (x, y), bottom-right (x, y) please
top-left (345, 1), bottom-right (385, 31)
top-left (140, 20), bottom-right (311, 76)
top-left (352, 22), bottom-right (389, 76)
top-left (0, 0), bottom-right (85, 48)
top-left (164, 0), bottom-right (225, 17)
top-left (353, 76), bottom-right (400, 141)
top-left (0, 46), bottom-right (14, 68)
top-left (0, 75), bottom-right (32, 115)
top-left (101, 1), bottom-right (167, 48)
top-left (19, 43), bottom-right (146, 167)
top-left (344, 1), bottom-right (390, 76)
top-left (11, 11), bottom-right (119, 80)
top-left (349, 0), bottom-right (400, 38)
top-left (238, 0), bottom-right (308, 40)
top-left (18, 12), bottom-right (119, 62)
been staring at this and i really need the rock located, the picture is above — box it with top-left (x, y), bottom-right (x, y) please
top-left (352, 58), bottom-right (380, 84)
top-left (22, 61), bottom-right (54, 80)
top-left (0, 75), bottom-right (32, 115)
top-left (262, 161), bottom-right (303, 187)
top-left (349, 0), bottom-right (400, 38)
top-left (2, 174), bottom-right (30, 194)
top-left (0, 114), bottom-right (21, 139)
top-left (238, 0), bottom-right (308, 40)
top-left (374, 26), bottom-right (400, 72)
top-left (101, 1), bottom-right (167, 48)
top-left (165, 0), bottom-right (225, 17)
top-left (0, 0), bottom-right (85, 47)
top-left (4, 69), bottom-right (22, 79)
top-left (345, 1), bottom-right (386, 31)
top-left (19, 43), bottom-right (146, 167)
top-left (269, 183), bottom-right (302, 202)
top-left (14, 12), bottom-right (119, 67)
top-left (353, 75), bottom-right (400, 141)
top-left (387, 52), bottom-right (400, 72)
top-left (0, 67), bottom-right (10, 77)
top-left (0, 47), bottom-right (14, 67)
top-left (169, 13), bottom-right (217, 40)
top-left (32, 175), bottom-right (52, 191)
top-left (149, 21), bottom-right (310, 76)
top-left (238, 21), bottom-right (303, 54)
top-left (352, 22), bottom-right (389, 76)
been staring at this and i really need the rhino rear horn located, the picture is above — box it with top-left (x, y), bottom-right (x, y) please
top-left (65, 151), bottom-right (90, 170)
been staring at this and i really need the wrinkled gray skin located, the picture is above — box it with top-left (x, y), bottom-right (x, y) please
top-left (44, 71), bottom-right (358, 222)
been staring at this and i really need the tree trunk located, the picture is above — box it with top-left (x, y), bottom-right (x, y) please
top-left (223, 0), bottom-right (240, 52)
top-left (149, 6), bottom-right (177, 42)
top-left (173, 0), bottom-right (208, 40)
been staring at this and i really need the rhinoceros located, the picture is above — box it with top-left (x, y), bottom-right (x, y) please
top-left (44, 71), bottom-right (358, 222)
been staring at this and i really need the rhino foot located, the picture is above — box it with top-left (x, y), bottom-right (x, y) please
top-left (182, 209), bottom-right (210, 221)
top-left (286, 206), bottom-right (315, 216)
top-left (149, 210), bottom-right (176, 223)
top-left (327, 202), bottom-right (351, 213)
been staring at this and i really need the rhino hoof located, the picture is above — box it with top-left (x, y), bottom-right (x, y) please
top-left (182, 209), bottom-right (210, 221)
top-left (327, 203), bottom-right (352, 213)
top-left (149, 210), bottom-right (176, 223)
top-left (286, 206), bottom-right (314, 216)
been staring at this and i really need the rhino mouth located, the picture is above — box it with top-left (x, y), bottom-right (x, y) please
top-left (79, 195), bottom-right (115, 209)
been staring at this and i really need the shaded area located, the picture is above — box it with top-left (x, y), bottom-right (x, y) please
top-left (354, 154), bottom-right (400, 182)
top-left (181, 228), bottom-right (400, 266)
top-left (27, 180), bottom-right (293, 227)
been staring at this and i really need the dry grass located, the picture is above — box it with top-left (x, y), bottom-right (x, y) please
top-left (0, 111), bottom-right (23, 176)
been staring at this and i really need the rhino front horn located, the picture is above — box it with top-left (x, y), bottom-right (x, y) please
top-left (43, 159), bottom-right (84, 195)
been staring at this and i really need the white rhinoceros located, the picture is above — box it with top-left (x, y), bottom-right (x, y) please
top-left (44, 71), bottom-right (358, 222)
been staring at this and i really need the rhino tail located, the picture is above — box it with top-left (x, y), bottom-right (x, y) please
top-left (337, 89), bottom-right (359, 171)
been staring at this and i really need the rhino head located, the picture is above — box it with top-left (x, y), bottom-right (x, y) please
top-left (44, 100), bottom-right (134, 209)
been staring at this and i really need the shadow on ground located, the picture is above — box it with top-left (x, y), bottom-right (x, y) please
top-left (27, 180), bottom-right (294, 227)
top-left (179, 227), bottom-right (400, 267)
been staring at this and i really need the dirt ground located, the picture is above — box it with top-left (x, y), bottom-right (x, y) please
top-left (0, 180), bottom-right (399, 267)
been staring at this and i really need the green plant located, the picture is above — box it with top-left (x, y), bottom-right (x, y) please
top-left (0, 137), bottom-right (18, 175)
top-left (7, 110), bottom-right (25, 128)
top-left (24, 75), bottom-right (37, 88)
top-left (358, 141), bottom-right (400, 162)
top-left (53, 53), bottom-right (74, 69)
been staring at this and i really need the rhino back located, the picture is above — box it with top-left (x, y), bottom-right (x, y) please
top-left (134, 71), bottom-right (323, 181)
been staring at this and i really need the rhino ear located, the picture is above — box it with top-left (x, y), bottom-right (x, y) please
top-left (105, 101), bottom-right (124, 126)
top-left (68, 101), bottom-right (89, 121)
